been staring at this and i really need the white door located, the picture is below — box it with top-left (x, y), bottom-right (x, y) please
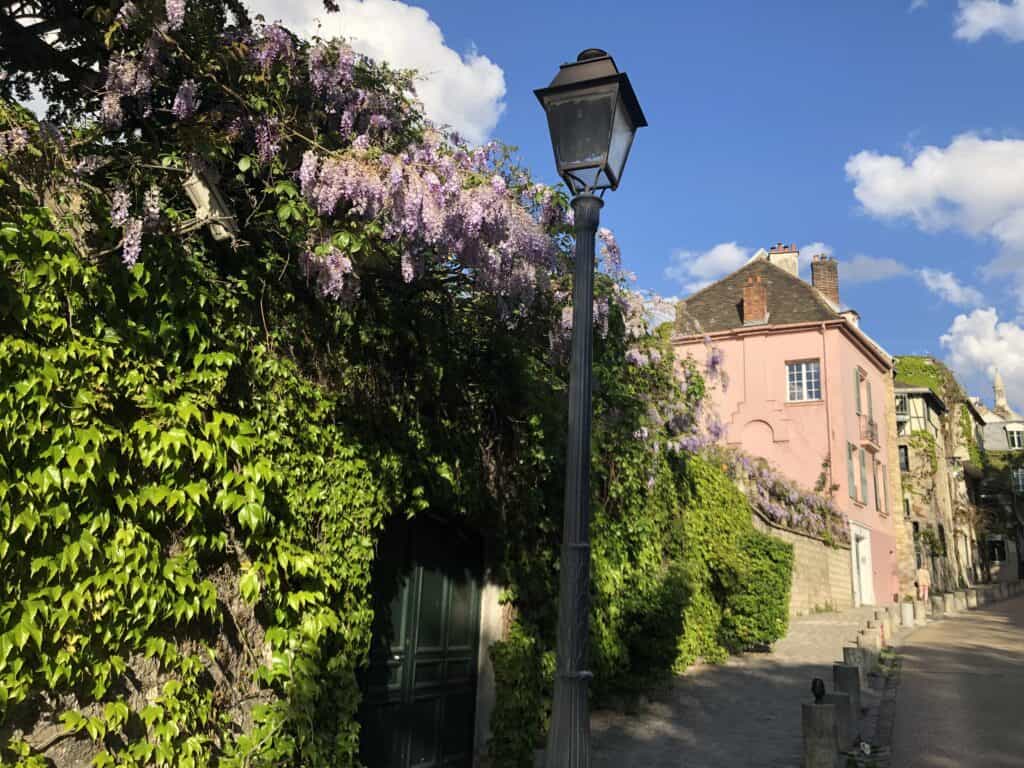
top-left (850, 523), bottom-right (875, 606)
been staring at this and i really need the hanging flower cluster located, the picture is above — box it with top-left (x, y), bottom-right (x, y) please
top-left (722, 450), bottom-right (851, 545)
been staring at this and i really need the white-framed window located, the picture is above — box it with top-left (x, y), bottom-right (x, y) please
top-left (787, 360), bottom-right (821, 402)
top-left (1009, 429), bottom-right (1024, 450)
top-left (895, 394), bottom-right (908, 416)
top-left (1013, 467), bottom-right (1024, 494)
top-left (872, 461), bottom-right (881, 512)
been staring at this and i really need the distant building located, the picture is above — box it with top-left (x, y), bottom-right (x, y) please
top-left (972, 371), bottom-right (1024, 581)
top-left (673, 244), bottom-right (898, 607)
top-left (891, 360), bottom-right (986, 596)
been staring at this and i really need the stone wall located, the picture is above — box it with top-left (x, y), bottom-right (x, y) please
top-left (753, 515), bottom-right (854, 616)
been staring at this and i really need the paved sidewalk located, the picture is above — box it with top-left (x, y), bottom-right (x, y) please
top-left (591, 606), bottom-right (876, 767)
top-left (891, 595), bottom-right (1024, 767)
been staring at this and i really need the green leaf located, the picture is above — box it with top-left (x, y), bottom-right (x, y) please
top-left (237, 156), bottom-right (252, 172)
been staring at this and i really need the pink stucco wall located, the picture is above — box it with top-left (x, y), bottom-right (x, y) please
top-left (676, 321), bottom-right (899, 606)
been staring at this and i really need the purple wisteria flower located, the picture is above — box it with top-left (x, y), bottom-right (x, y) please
top-left (301, 245), bottom-right (355, 300)
top-left (255, 119), bottom-right (280, 165)
top-left (598, 227), bottom-right (622, 276)
top-left (400, 252), bottom-right (416, 283)
top-left (0, 127), bottom-right (29, 157)
top-left (143, 185), bottom-right (161, 227)
top-left (122, 218), bottom-right (143, 266)
top-left (172, 79), bottom-right (197, 119)
top-left (111, 188), bottom-right (130, 227)
top-left (165, 0), bottom-right (185, 30)
top-left (299, 150), bottom-right (319, 195)
top-left (253, 24), bottom-right (294, 70)
top-left (116, 1), bottom-right (138, 22)
top-left (625, 349), bottom-right (647, 366)
top-left (706, 347), bottom-right (724, 376)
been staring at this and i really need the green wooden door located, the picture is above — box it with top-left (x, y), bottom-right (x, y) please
top-left (360, 518), bottom-right (482, 768)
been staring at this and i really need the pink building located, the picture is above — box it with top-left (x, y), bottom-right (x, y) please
top-left (674, 245), bottom-right (899, 606)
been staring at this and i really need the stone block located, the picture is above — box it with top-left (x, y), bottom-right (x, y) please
top-left (942, 593), bottom-right (957, 615)
top-left (954, 591), bottom-right (967, 611)
top-left (833, 663), bottom-right (862, 717)
top-left (967, 588), bottom-right (979, 609)
top-left (900, 601), bottom-right (915, 628)
top-left (914, 599), bottom-right (928, 625)
top-left (802, 701), bottom-right (839, 768)
top-left (823, 692), bottom-right (853, 751)
top-left (842, 646), bottom-right (867, 687)
top-left (930, 594), bottom-right (945, 617)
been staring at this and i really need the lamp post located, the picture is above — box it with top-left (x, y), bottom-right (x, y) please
top-left (535, 49), bottom-right (646, 767)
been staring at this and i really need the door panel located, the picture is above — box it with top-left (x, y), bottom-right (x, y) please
top-left (360, 517), bottom-right (482, 768)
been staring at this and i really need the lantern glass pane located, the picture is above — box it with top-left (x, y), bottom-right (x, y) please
top-left (606, 95), bottom-right (637, 187)
top-left (544, 89), bottom-right (616, 174)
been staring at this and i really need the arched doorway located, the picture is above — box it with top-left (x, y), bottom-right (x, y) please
top-left (360, 515), bottom-right (483, 767)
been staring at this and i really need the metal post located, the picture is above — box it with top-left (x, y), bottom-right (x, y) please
top-left (544, 193), bottom-right (603, 768)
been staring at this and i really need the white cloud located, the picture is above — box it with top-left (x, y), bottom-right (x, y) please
top-left (840, 254), bottom-right (910, 284)
top-left (955, 0), bottom-right (1024, 42)
top-left (918, 268), bottom-right (985, 306)
top-left (798, 241), bottom-right (832, 275)
top-left (247, 0), bottom-right (505, 144)
top-left (910, 0), bottom-right (928, 11)
top-left (845, 133), bottom-right (1024, 308)
top-left (665, 242), bottom-right (751, 294)
top-left (941, 308), bottom-right (1024, 411)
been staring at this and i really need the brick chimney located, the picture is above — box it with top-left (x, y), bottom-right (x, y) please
top-left (811, 254), bottom-right (839, 307)
top-left (743, 275), bottom-right (768, 325)
top-left (767, 242), bottom-right (799, 277)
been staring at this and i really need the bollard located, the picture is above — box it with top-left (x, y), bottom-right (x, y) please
top-left (900, 601), bottom-right (915, 628)
top-left (954, 591), bottom-right (967, 611)
top-left (930, 594), bottom-right (945, 617)
top-left (967, 588), bottom-right (979, 609)
top-left (1000, 583), bottom-right (1009, 600)
top-left (842, 646), bottom-right (867, 688)
top-left (914, 599), bottom-right (928, 625)
top-left (833, 663), bottom-right (862, 718)
top-left (823, 691), bottom-right (853, 751)
top-left (802, 700), bottom-right (839, 768)
top-left (942, 592), bottom-right (957, 615)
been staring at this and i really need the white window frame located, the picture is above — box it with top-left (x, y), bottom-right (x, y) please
top-left (1008, 429), bottom-right (1024, 450)
top-left (787, 359), bottom-right (822, 402)
top-left (1013, 467), bottom-right (1024, 494)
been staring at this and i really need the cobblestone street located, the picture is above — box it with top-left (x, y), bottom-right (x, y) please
top-left (891, 595), bottom-right (1024, 767)
top-left (591, 607), bottom-right (876, 767)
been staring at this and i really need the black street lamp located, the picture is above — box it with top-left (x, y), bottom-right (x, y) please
top-left (535, 49), bottom-right (646, 768)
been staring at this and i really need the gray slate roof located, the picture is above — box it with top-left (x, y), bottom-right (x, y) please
top-left (675, 257), bottom-right (839, 336)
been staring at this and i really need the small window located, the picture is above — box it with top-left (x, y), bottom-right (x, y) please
top-left (787, 360), bottom-right (821, 402)
top-left (854, 370), bottom-right (863, 414)
top-left (847, 443), bottom-right (857, 500)
top-left (899, 445), bottom-right (910, 472)
top-left (859, 448), bottom-right (868, 503)
top-left (881, 463), bottom-right (889, 514)
top-left (895, 394), bottom-right (908, 416)
top-left (1013, 468), bottom-right (1024, 494)
top-left (1009, 430), bottom-right (1024, 450)
top-left (903, 498), bottom-right (911, 519)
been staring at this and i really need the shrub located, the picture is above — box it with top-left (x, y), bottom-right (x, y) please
top-left (488, 623), bottom-right (555, 768)
top-left (717, 531), bottom-right (793, 651)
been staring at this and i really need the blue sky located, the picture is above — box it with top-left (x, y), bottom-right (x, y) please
top-left (381, 0), bottom-right (1024, 409)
